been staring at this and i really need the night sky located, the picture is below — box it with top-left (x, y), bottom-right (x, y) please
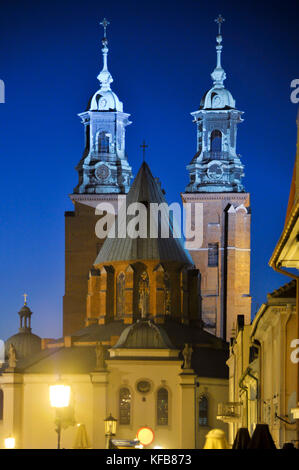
top-left (0, 0), bottom-right (298, 341)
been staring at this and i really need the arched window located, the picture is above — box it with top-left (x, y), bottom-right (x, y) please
top-left (210, 130), bottom-right (222, 153)
top-left (116, 272), bottom-right (125, 317)
top-left (138, 271), bottom-right (149, 318)
top-left (157, 388), bottom-right (168, 425)
top-left (208, 243), bottom-right (219, 267)
top-left (119, 387), bottom-right (131, 425)
top-left (98, 131), bottom-right (110, 153)
top-left (199, 395), bottom-right (208, 426)
top-left (164, 273), bottom-right (171, 315)
top-left (0, 389), bottom-right (3, 421)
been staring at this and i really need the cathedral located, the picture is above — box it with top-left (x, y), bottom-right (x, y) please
top-left (0, 16), bottom-right (251, 449)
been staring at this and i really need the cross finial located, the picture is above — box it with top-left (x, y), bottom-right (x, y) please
top-left (23, 293), bottom-right (28, 305)
top-left (215, 14), bottom-right (225, 35)
top-left (140, 140), bottom-right (148, 162)
top-left (100, 18), bottom-right (110, 39)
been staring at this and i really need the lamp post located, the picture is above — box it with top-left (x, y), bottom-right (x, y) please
top-left (49, 384), bottom-right (71, 449)
top-left (104, 413), bottom-right (117, 449)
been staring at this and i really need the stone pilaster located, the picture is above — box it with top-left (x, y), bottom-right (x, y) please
top-left (179, 370), bottom-right (197, 449)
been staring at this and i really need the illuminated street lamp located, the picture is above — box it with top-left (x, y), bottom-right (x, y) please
top-left (49, 384), bottom-right (71, 449)
top-left (104, 413), bottom-right (117, 449)
top-left (4, 436), bottom-right (15, 449)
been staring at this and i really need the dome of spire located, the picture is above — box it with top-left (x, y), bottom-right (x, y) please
top-left (5, 332), bottom-right (41, 361)
top-left (112, 320), bottom-right (175, 349)
top-left (89, 89), bottom-right (123, 112)
top-left (200, 87), bottom-right (235, 110)
top-left (5, 299), bottom-right (41, 361)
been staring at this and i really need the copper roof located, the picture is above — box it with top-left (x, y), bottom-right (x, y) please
top-left (94, 162), bottom-right (193, 265)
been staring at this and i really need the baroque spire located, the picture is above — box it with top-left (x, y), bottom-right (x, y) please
top-left (211, 14), bottom-right (226, 88)
top-left (74, 18), bottom-right (132, 195)
top-left (97, 18), bottom-right (113, 92)
top-left (185, 15), bottom-right (244, 194)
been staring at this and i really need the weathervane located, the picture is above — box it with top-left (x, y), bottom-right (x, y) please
top-left (140, 141), bottom-right (148, 162)
top-left (215, 14), bottom-right (225, 35)
top-left (100, 18), bottom-right (110, 40)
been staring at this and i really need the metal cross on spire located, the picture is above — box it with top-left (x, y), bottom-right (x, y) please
top-left (211, 14), bottom-right (226, 87)
top-left (97, 18), bottom-right (113, 90)
top-left (23, 293), bottom-right (28, 305)
top-left (215, 14), bottom-right (225, 35)
top-left (140, 141), bottom-right (148, 162)
top-left (100, 18), bottom-right (110, 39)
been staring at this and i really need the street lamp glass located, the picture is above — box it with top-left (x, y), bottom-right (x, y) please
top-left (104, 414), bottom-right (117, 435)
top-left (49, 384), bottom-right (71, 408)
top-left (4, 437), bottom-right (15, 449)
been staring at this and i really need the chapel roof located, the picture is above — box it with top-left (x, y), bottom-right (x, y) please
top-left (94, 162), bottom-right (193, 265)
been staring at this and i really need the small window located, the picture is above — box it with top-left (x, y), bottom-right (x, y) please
top-left (199, 395), bottom-right (208, 426)
top-left (157, 388), bottom-right (168, 425)
top-left (98, 131), bottom-right (109, 153)
top-left (0, 389), bottom-right (3, 420)
top-left (116, 272), bottom-right (125, 317)
top-left (119, 387), bottom-right (131, 425)
top-left (208, 243), bottom-right (219, 267)
top-left (210, 130), bottom-right (222, 153)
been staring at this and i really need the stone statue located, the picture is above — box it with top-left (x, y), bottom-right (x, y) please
top-left (138, 272), bottom-right (149, 318)
top-left (8, 343), bottom-right (17, 369)
top-left (182, 343), bottom-right (193, 369)
top-left (95, 341), bottom-right (106, 370)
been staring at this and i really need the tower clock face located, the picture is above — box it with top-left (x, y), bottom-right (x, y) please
top-left (95, 164), bottom-right (110, 181)
top-left (207, 164), bottom-right (223, 180)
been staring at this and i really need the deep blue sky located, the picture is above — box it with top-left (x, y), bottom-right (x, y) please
top-left (0, 0), bottom-right (298, 340)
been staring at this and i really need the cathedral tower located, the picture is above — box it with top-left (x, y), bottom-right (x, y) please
top-left (63, 19), bottom-right (132, 335)
top-left (182, 16), bottom-right (251, 340)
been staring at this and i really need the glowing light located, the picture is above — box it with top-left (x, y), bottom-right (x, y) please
top-left (49, 384), bottom-right (71, 408)
top-left (154, 446), bottom-right (163, 449)
top-left (136, 427), bottom-right (155, 447)
top-left (4, 437), bottom-right (15, 449)
top-left (104, 413), bottom-right (117, 435)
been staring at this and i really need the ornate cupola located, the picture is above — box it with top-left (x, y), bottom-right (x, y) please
top-left (5, 295), bottom-right (41, 361)
top-left (74, 18), bottom-right (132, 195)
top-left (185, 15), bottom-right (245, 193)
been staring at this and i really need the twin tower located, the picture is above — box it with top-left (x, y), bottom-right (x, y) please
top-left (63, 17), bottom-right (251, 341)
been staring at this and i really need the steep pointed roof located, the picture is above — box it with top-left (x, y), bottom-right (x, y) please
top-left (94, 162), bottom-right (193, 265)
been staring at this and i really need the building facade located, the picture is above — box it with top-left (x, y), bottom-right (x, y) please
top-left (224, 283), bottom-right (297, 448)
top-left (224, 111), bottom-right (299, 448)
